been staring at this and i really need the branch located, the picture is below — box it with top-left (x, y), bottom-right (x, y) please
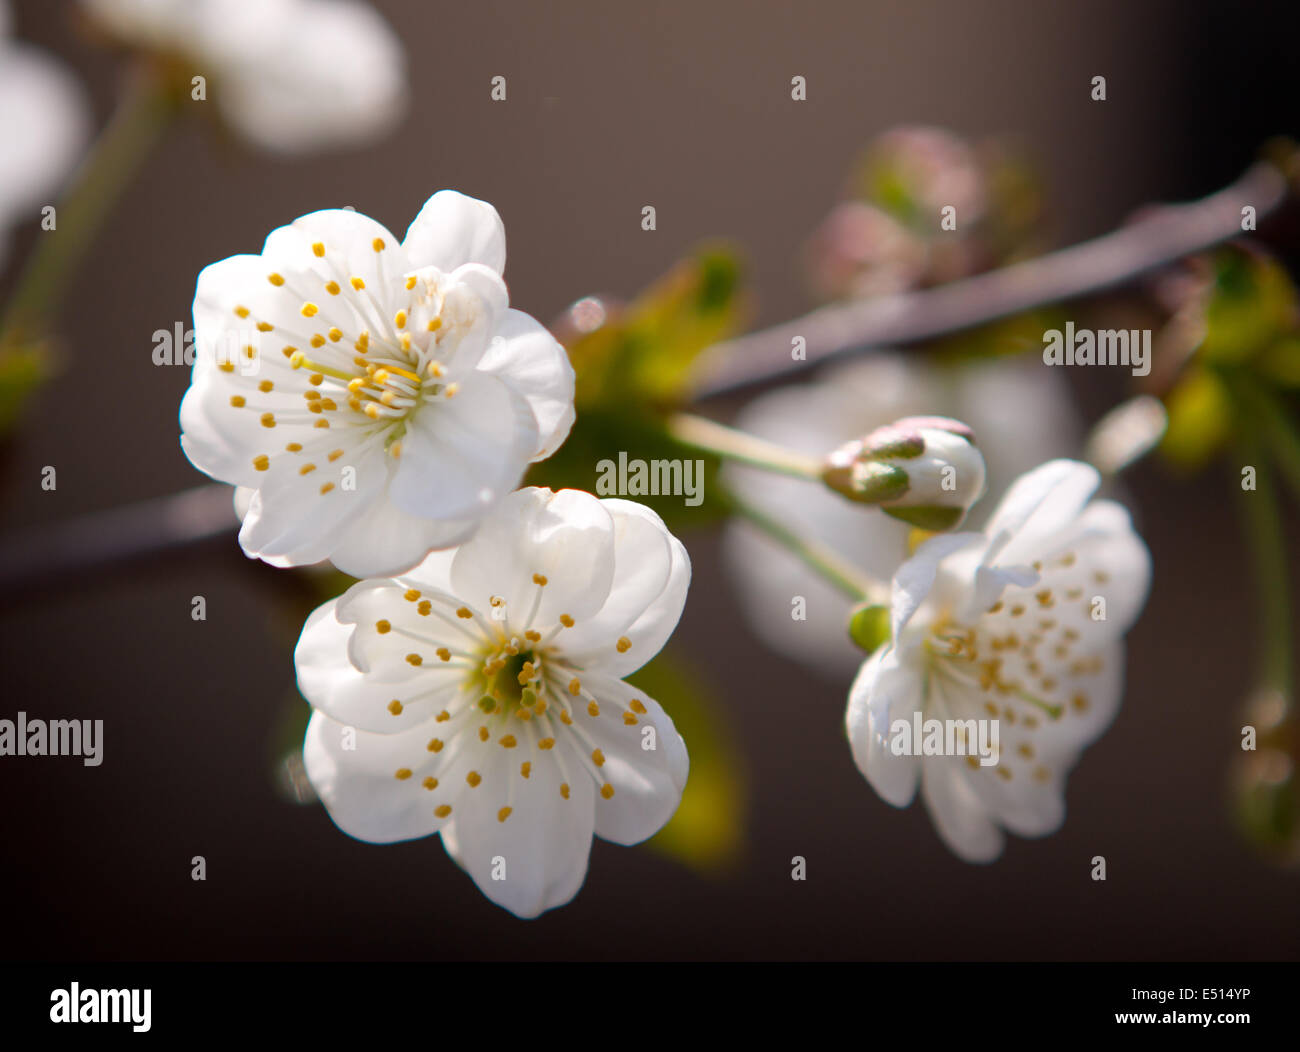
top-left (0, 483), bottom-right (236, 599)
top-left (690, 157), bottom-right (1292, 399)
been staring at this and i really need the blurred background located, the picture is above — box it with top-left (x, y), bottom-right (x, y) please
top-left (1, 0), bottom-right (1298, 960)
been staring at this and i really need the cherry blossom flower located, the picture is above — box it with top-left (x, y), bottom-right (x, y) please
top-left (297, 487), bottom-right (690, 918)
top-left (82, 0), bottom-right (405, 154)
top-left (0, 1), bottom-right (90, 265)
top-left (846, 459), bottom-right (1151, 861)
top-left (179, 191), bottom-right (576, 577)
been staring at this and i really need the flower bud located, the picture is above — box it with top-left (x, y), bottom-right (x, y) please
top-left (821, 416), bottom-right (987, 530)
top-left (847, 602), bottom-right (891, 655)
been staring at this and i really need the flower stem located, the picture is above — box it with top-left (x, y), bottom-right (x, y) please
top-left (1246, 380), bottom-right (1300, 504)
top-left (1234, 423), bottom-right (1293, 699)
top-left (667, 411), bottom-right (824, 480)
top-left (724, 489), bottom-right (886, 604)
top-left (0, 66), bottom-right (176, 343)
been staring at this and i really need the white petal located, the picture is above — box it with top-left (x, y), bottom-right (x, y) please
top-left (845, 649), bottom-right (922, 807)
top-left (450, 488), bottom-right (616, 628)
top-left (390, 370), bottom-right (538, 522)
top-left (577, 673), bottom-right (689, 845)
top-left (262, 207), bottom-right (411, 319)
top-left (214, 0), bottom-right (406, 155)
top-left (434, 263), bottom-right (512, 373)
top-left (328, 494), bottom-right (475, 579)
top-left (920, 753), bottom-right (1004, 863)
top-left (1013, 499), bottom-right (1152, 638)
top-left (981, 459), bottom-right (1100, 566)
top-left (440, 747), bottom-right (595, 919)
top-left (478, 309), bottom-right (576, 460)
top-left (335, 577), bottom-right (486, 685)
top-left (890, 531), bottom-right (982, 643)
top-left (296, 597), bottom-right (467, 732)
top-left (394, 546), bottom-right (458, 597)
top-left (402, 190), bottom-right (506, 275)
top-left (926, 672), bottom-right (1065, 840)
top-left (236, 436), bottom-right (388, 567)
top-left (303, 709), bottom-right (472, 844)
top-left (561, 499), bottom-right (690, 677)
top-left (992, 639), bottom-right (1126, 759)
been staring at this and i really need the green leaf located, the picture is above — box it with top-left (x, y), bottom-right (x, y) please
top-left (0, 340), bottom-right (53, 437)
top-left (563, 243), bottom-right (748, 409)
top-left (1159, 365), bottom-right (1232, 470)
top-left (535, 245), bottom-right (748, 530)
top-left (1199, 250), bottom-right (1298, 365)
top-left (628, 649), bottom-right (746, 874)
top-left (1256, 336), bottom-right (1300, 388)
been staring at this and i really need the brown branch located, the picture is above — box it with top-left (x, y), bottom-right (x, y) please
top-left (0, 483), bottom-right (237, 599)
top-left (690, 157), bottom-right (1292, 399)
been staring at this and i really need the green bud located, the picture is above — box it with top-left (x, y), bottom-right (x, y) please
top-left (847, 602), bottom-right (891, 654)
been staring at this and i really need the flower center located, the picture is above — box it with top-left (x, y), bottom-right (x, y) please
top-left (487, 649), bottom-right (537, 709)
top-left (924, 615), bottom-right (1062, 720)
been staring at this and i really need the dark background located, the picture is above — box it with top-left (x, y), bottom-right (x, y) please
top-left (1, 0), bottom-right (1297, 960)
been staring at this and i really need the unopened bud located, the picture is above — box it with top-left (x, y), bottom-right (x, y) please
top-left (847, 602), bottom-right (891, 655)
top-left (821, 416), bottom-right (986, 530)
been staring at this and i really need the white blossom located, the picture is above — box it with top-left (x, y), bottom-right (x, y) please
top-left (82, 0), bottom-right (405, 154)
top-left (297, 487), bottom-right (690, 918)
top-left (846, 459), bottom-right (1151, 861)
top-left (0, 1), bottom-right (90, 265)
top-left (180, 190), bottom-right (576, 577)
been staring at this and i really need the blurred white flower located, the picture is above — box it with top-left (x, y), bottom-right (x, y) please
top-left (846, 459), bottom-right (1151, 861)
top-left (179, 190), bottom-right (576, 577)
top-left (0, 0), bottom-right (90, 265)
top-left (724, 354), bottom-right (1081, 677)
top-left (297, 487), bottom-right (690, 918)
top-left (1083, 394), bottom-right (1167, 476)
top-left (82, 0), bottom-right (405, 154)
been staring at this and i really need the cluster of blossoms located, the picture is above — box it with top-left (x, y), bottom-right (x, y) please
top-left (181, 190), bottom-right (692, 916)
top-left (178, 188), bottom-right (1152, 908)
top-left (7, 0), bottom-right (1154, 917)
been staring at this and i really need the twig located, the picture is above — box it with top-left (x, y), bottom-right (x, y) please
top-left (690, 157), bottom-right (1291, 399)
top-left (666, 411), bottom-right (823, 479)
top-left (0, 483), bottom-right (236, 597)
